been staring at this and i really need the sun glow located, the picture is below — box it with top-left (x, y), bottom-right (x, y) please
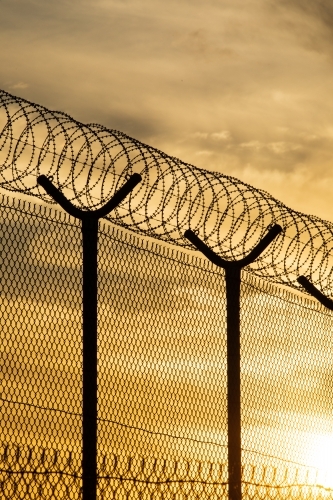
top-left (306, 434), bottom-right (333, 488)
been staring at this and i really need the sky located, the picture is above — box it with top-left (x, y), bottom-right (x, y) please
top-left (1, 0), bottom-right (333, 221)
top-left (2, 0), bottom-right (333, 486)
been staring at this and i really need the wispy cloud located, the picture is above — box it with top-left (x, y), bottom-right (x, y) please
top-left (9, 82), bottom-right (28, 89)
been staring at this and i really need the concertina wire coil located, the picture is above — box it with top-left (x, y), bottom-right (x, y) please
top-left (0, 88), bottom-right (332, 295)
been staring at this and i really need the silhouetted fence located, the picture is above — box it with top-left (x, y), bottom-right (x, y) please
top-left (2, 88), bottom-right (333, 294)
top-left (1, 194), bottom-right (333, 498)
top-left (1, 443), bottom-right (333, 500)
top-left (1, 91), bottom-right (333, 499)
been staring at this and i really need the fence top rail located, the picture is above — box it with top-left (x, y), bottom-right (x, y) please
top-left (1, 88), bottom-right (333, 295)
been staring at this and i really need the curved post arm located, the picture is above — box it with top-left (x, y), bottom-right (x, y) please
top-left (184, 224), bottom-right (282, 270)
top-left (37, 173), bottom-right (142, 220)
top-left (297, 276), bottom-right (333, 310)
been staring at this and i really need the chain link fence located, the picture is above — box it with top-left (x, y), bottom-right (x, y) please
top-left (2, 443), bottom-right (333, 500)
top-left (0, 193), bottom-right (333, 498)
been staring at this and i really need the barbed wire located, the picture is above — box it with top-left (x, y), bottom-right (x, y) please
top-left (0, 397), bottom-right (320, 471)
top-left (1, 89), bottom-right (333, 294)
top-left (1, 443), bottom-right (332, 498)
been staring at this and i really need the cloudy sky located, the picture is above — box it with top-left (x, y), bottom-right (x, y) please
top-left (1, 0), bottom-right (333, 221)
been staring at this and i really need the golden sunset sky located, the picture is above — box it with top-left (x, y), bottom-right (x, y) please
top-left (2, 1), bottom-right (333, 489)
top-left (1, 0), bottom-right (333, 220)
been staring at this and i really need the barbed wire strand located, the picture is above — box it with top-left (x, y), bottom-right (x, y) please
top-left (1, 90), bottom-right (333, 294)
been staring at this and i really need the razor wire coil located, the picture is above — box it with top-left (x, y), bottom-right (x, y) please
top-left (1, 90), bottom-right (333, 294)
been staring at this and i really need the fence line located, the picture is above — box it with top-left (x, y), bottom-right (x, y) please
top-left (2, 88), bottom-right (333, 293)
top-left (1, 92), bottom-right (333, 499)
top-left (0, 193), bottom-right (332, 497)
top-left (1, 443), bottom-right (333, 500)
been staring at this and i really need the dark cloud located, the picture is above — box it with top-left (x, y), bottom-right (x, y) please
top-left (274, 0), bottom-right (333, 55)
top-left (280, 0), bottom-right (333, 30)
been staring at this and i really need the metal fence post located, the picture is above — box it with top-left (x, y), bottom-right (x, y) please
top-left (297, 276), bottom-right (333, 310)
top-left (82, 216), bottom-right (99, 500)
top-left (225, 266), bottom-right (242, 498)
top-left (37, 174), bottom-right (141, 500)
top-left (184, 225), bottom-right (282, 500)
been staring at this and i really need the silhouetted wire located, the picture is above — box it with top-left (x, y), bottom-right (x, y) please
top-left (2, 469), bottom-right (331, 492)
top-left (5, 147), bottom-right (295, 278)
top-left (1, 452), bottom-right (331, 492)
top-left (2, 89), bottom-right (333, 294)
top-left (0, 396), bottom-right (226, 449)
top-left (0, 396), bottom-right (81, 418)
top-left (96, 476), bottom-right (227, 484)
top-left (2, 91), bottom-right (333, 498)
top-left (0, 469), bottom-right (78, 477)
top-left (0, 397), bottom-right (318, 471)
top-left (4, 137), bottom-right (294, 243)
top-left (241, 449), bottom-right (319, 470)
top-left (242, 481), bottom-right (333, 491)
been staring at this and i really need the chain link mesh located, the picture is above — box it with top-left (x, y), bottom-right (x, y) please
top-left (240, 275), bottom-right (333, 485)
top-left (97, 222), bottom-right (227, 465)
top-left (0, 193), bottom-right (333, 498)
top-left (0, 196), bottom-right (83, 497)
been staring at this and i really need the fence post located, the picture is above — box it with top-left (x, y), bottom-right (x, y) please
top-left (297, 276), bottom-right (333, 310)
top-left (184, 225), bottom-right (282, 500)
top-left (82, 216), bottom-right (99, 500)
top-left (37, 174), bottom-right (141, 500)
